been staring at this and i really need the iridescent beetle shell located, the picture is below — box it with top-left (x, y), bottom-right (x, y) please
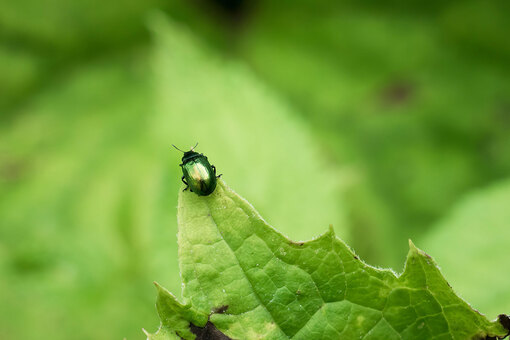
top-left (178, 147), bottom-right (218, 196)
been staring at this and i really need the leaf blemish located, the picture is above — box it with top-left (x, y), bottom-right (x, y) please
top-left (212, 305), bottom-right (229, 314)
top-left (289, 240), bottom-right (305, 246)
top-left (498, 314), bottom-right (510, 333)
top-left (189, 321), bottom-right (232, 340)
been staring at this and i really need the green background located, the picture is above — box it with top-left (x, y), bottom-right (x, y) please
top-left (0, 1), bottom-right (509, 339)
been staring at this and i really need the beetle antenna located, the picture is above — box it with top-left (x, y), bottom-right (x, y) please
top-left (171, 144), bottom-right (185, 153)
top-left (191, 142), bottom-right (199, 151)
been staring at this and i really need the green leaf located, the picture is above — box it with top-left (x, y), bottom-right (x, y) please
top-left (422, 179), bottom-right (510, 319)
top-left (148, 13), bottom-right (346, 242)
top-left (236, 3), bottom-right (510, 267)
top-left (0, 0), bottom-right (162, 51)
top-left (147, 283), bottom-right (208, 340)
top-left (0, 46), bottom-right (43, 111)
top-left (0, 13), bottom-right (348, 340)
top-left (148, 180), bottom-right (508, 339)
top-left (0, 53), bottom-right (169, 340)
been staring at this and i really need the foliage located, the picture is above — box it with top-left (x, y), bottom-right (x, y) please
top-left (149, 13), bottom-right (345, 241)
top-left (1, 0), bottom-right (510, 339)
top-left (237, 1), bottom-right (510, 265)
top-left (147, 180), bottom-right (508, 339)
top-left (0, 13), bottom-right (344, 340)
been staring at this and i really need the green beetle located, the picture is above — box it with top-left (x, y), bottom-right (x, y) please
top-left (173, 143), bottom-right (220, 196)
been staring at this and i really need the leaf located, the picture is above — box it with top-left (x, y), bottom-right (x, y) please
top-left (148, 13), bottom-right (346, 242)
top-left (0, 13), bottom-right (348, 340)
top-left (148, 180), bottom-right (508, 340)
top-left (0, 0), bottom-right (162, 51)
top-left (149, 283), bottom-right (208, 340)
top-left (236, 3), bottom-right (510, 267)
top-left (422, 179), bottom-right (510, 319)
top-left (0, 54), bottom-right (168, 340)
top-left (0, 46), bottom-right (43, 111)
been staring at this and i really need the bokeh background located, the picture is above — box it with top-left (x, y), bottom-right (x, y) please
top-left (1, 1), bottom-right (509, 339)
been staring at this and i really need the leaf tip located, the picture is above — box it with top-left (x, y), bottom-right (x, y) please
top-left (408, 240), bottom-right (434, 260)
top-left (328, 224), bottom-right (335, 236)
top-left (153, 281), bottom-right (168, 298)
top-left (404, 240), bottom-right (422, 266)
top-left (408, 239), bottom-right (416, 250)
top-left (408, 240), bottom-right (421, 257)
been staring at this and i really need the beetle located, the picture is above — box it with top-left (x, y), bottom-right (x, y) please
top-left (172, 143), bottom-right (220, 196)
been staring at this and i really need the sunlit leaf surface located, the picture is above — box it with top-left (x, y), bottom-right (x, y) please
top-left (148, 180), bottom-right (508, 340)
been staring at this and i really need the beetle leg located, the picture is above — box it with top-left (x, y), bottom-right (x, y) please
top-left (181, 176), bottom-right (189, 191)
top-left (212, 165), bottom-right (223, 178)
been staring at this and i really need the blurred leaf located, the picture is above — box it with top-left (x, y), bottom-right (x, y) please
top-left (3, 1), bottom-right (510, 338)
top-left (440, 0), bottom-right (510, 61)
top-left (0, 52), bottom-right (169, 340)
top-left (0, 12), bottom-right (351, 339)
top-left (0, 46), bottom-right (44, 111)
top-left (148, 13), bottom-right (346, 242)
top-left (236, 4), bottom-right (510, 266)
top-left (148, 180), bottom-right (508, 339)
top-left (0, 0), bottom-right (181, 112)
top-left (422, 179), bottom-right (510, 319)
top-left (0, 0), bottom-right (162, 52)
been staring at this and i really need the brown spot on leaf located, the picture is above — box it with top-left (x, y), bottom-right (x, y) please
top-left (190, 321), bottom-right (233, 340)
top-left (498, 314), bottom-right (510, 339)
top-left (289, 240), bottom-right (304, 246)
top-left (419, 249), bottom-right (432, 259)
top-left (212, 305), bottom-right (229, 314)
top-left (379, 79), bottom-right (416, 107)
top-left (498, 314), bottom-right (510, 330)
top-left (481, 315), bottom-right (510, 339)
